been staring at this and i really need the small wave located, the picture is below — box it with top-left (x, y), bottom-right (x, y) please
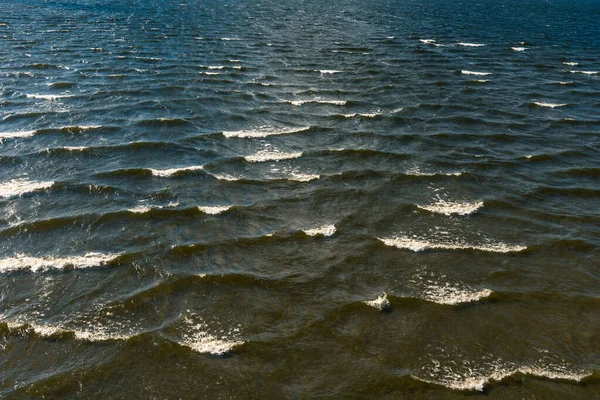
top-left (378, 236), bottom-right (526, 253)
top-left (570, 70), bottom-right (599, 75)
top-left (461, 70), bottom-right (492, 76)
top-left (533, 102), bottom-right (567, 108)
top-left (288, 99), bottom-right (347, 106)
top-left (177, 316), bottom-right (243, 355)
top-left (341, 112), bottom-right (380, 118)
top-left (221, 37), bottom-right (240, 41)
top-left (363, 293), bottom-right (390, 311)
top-left (458, 42), bottom-right (486, 47)
top-left (419, 39), bottom-right (436, 44)
top-left (128, 205), bottom-right (152, 214)
top-left (150, 165), bottom-right (204, 177)
top-left (200, 71), bottom-right (222, 75)
top-left (511, 47), bottom-right (527, 51)
top-left (222, 125), bottom-right (310, 138)
top-left (411, 272), bottom-right (492, 306)
top-left (413, 360), bottom-right (591, 391)
top-left (0, 130), bottom-right (35, 140)
top-left (26, 94), bottom-right (73, 100)
top-left (4, 321), bottom-right (134, 342)
top-left (318, 70), bottom-right (342, 74)
top-left (245, 150), bottom-right (302, 162)
top-left (0, 179), bottom-right (54, 198)
top-left (137, 118), bottom-right (190, 126)
top-left (209, 173), bottom-right (240, 181)
top-left (405, 167), bottom-right (462, 177)
top-left (563, 62), bottom-right (579, 66)
top-left (56, 125), bottom-right (103, 133)
top-left (303, 224), bottom-right (337, 237)
top-left (287, 173), bottom-right (320, 182)
top-left (0, 252), bottom-right (119, 273)
top-left (197, 205), bottom-right (232, 215)
top-left (417, 199), bottom-right (483, 216)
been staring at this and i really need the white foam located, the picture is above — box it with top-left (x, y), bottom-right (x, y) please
top-left (287, 173), bottom-right (320, 182)
top-left (60, 125), bottom-right (102, 131)
top-left (289, 99), bottom-right (347, 106)
top-left (417, 199), bottom-right (483, 216)
top-left (413, 274), bottom-right (492, 305)
top-left (206, 65), bottom-right (224, 69)
top-left (245, 150), bottom-right (302, 162)
top-left (342, 112), bottom-right (380, 118)
top-left (461, 70), bottom-right (492, 76)
top-left (303, 224), bottom-right (336, 237)
top-left (571, 70), bottom-right (599, 75)
top-left (318, 70), bottom-right (342, 74)
top-left (26, 94), bottom-right (73, 100)
top-left (405, 167), bottom-right (463, 177)
top-left (200, 71), bottom-right (222, 75)
top-left (458, 42), bottom-right (486, 47)
top-left (364, 293), bottom-right (390, 310)
top-left (473, 79), bottom-right (489, 83)
top-left (0, 179), bottom-right (54, 198)
top-left (563, 62), bottom-right (579, 66)
top-left (413, 359), bottom-right (591, 391)
top-left (220, 37), bottom-right (240, 41)
top-left (533, 102), bottom-right (567, 108)
top-left (5, 321), bottom-right (133, 342)
top-left (210, 173), bottom-right (240, 181)
top-left (378, 236), bottom-right (526, 253)
top-left (557, 81), bottom-right (573, 85)
top-left (222, 125), bottom-right (310, 138)
top-left (178, 316), bottom-right (243, 355)
top-left (128, 206), bottom-right (152, 214)
top-left (0, 130), bottom-right (35, 140)
top-left (198, 205), bottom-right (232, 215)
top-left (511, 47), bottom-right (527, 51)
top-left (150, 165), bottom-right (204, 177)
top-left (420, 39), bottom-right (436, 44)
top-left (0, 252), bottom-right (119, 273)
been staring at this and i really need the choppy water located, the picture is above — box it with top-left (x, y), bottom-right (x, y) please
top-left (1, 0), bottom-right (599, 398)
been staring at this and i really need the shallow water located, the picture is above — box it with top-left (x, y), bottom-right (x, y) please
top-left (0, 0), bottom-right (599, 398)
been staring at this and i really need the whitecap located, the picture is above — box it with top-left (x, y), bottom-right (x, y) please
top-left (342, 112), bottom-right (380, 118)
top-left (0, 130), bottom-right (35, 140)
top-left (220, 37), bottom-right (240, 41)
top-left (150, 165), bottom-right (204, 177)
top-left (289, 99), bottom-right (347, 106)
top-left (413, 358), bottom-right (591, 391)
top-left (571, 70), bottom-right (599, 75)
top-left (419, 39), bottom-right (436, 44)
top-left (0, 179), bottom-right (54, 198)
top-left (378, 236), bottom-right (526, 253)
top-left (197, 205), bottom-right (232, 215)
top-left (5, 321), bottom-right (134, 342)
top-left (533, 102), bottom-right (567, 108)
top-left (563, 62), bottom-right (579, 66)
top-left (209, 173), bottom-right (240, 181)
top-left (178, 316), bottom-right (243, 355)
top-left (287, 173), bottom-right (320, 182)
top-left (222, 125), bottom-right (310, 138)
top-left (458, 42), bottom-right (486, 47)
top-left (244, 150), bottom-right (302, 162)
top-left (417, 199), bottom-right (483, 216)
top-left (364, 293), bottom-right (390, 311)
top-left (318, 70), bottom-right (342, 74)
top-left (461, 70), bottom-right (492, 76)
top-left (411, 273), bottom-right (492, 305)
top-left (200, 71), bottom-right (222, 75)
top-left (128, 205), bottom-right (152, 214)
top-left (511, 47), bottom-right (527, 51)
top-left (0, 252), bottom-right (119, 273)
top-left (26, 94), bottom-right (73, 100)
top-left (303, 224), bottom-right (337, 237)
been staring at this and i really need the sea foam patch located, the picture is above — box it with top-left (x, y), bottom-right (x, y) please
top-left (0, 179), bottom-right (54, 198)
top-left (150, 165), bottom-right (204, 177)
top-left (178, 315), bottom-right (243, 355)
top-left (222, 125), bottom-right (310, 138)
top-left (378, 236), bottom-right (526, 253)
top-left (0, 253), bottom-right (119, 273)
top-left (303, 224), bottom-right (337, 237)
top-left (417, 199), bottom-right (483, 216)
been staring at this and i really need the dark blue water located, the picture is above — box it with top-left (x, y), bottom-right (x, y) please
top-left (0, 0), bottom-right (599, 398)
